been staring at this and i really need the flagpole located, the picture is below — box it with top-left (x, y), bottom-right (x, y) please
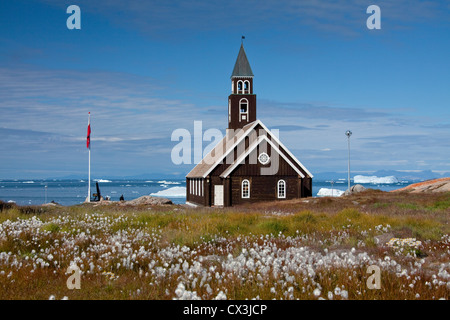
top-left (87, 112), bottom-right (91, 203)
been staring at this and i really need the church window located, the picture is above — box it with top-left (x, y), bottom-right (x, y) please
top-left (278, 180), bottom-right (286, 199)
top-left (242, 179), bottom-right (250, 198)
top-left (237, 80), bottom-right (243, 94)
top-left (240, 99), bottom-right (248, 113)
top-left (244, 80), bottom-right (250, 94)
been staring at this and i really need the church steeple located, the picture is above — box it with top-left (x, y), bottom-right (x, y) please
top-left (231, 44), bottom-right (254, 78)
top-left (228, 44), bottom-right (256, 130)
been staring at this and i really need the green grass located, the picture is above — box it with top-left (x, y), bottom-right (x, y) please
top-left (372, 202), bottom-right (390, 209)
top-left (258, 220), bottom-right (289, 235)
top-left (42, 222), bottom-right (61, 233)
top-left (0, 192), bottom-right (449, 300)
top-left (427, 197), bottom-right (450, 211)
top-left (1, 198), bottom-right (448, 246)
top-left (396, 203), bottom-right (420, 210)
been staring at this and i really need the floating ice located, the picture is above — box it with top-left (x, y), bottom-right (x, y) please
top-left (317, 188), bottom-right (345, 197)
top-left (150, 186), bottom-right (186, 198)
top-left (353, 175), bottom-right (398, 184)
top-left (157, 180), bottom-right (181, 185)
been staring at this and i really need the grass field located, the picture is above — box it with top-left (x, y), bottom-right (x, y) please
top-left (0, 190), bottom-right (449, 300)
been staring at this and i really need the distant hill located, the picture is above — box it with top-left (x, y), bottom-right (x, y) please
top-left (313, 170), bottom-right (444, 182)
top-left (51, 173), bottom-right (186, 180)
top-left (10, 170), bottom-right (448, 182)
top-left (371, 170), bottom-right (441, 181)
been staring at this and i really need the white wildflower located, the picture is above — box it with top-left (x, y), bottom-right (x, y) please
top-left (214, 291), bottom-right (227, 300)
top-left (313, 288), bottom-right (321, 297)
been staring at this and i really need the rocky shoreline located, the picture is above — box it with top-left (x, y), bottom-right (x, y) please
top-left (392, 177), bottom-right (450, 193)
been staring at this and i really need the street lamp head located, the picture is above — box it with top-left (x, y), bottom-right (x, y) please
top-left (345, 130), bottom-right (352, 137)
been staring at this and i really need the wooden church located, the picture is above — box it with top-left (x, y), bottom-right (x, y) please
top-left (186, 44), bottom-right (313, 207)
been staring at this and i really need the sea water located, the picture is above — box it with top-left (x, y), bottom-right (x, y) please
top-left (0, 179), bottom-right (186, 206)
top-left (0, 178), bottom-right (411, 207)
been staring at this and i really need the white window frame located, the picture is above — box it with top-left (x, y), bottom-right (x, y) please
top-left (244, 80), bottom-right (250, 94)
top-left (242, 179), bottom-right (250, 199)
top-left (278, 180), bottom-right (286, 199)
top-left (237, 80), bottom-right (244, 94)
top-left (258, 152), bottom-right (270, 165)
top-left (239, 98), bottom-right (248, 122)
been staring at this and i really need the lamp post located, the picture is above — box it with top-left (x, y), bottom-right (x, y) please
top-left (345, 130), bottom-right (352, 192)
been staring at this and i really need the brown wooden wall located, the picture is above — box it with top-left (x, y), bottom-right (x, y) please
top-left (232, 144), bottom-right (299, 176)
top-left (264, 127), bottom-right (311, 179)
top-left (186, 178), bottom-right (209, 206)
top-left (228, 94), bottom-right (257, 130)
top-left (230, 176), bottom-right (301, 205)
top-left (302, 177), bottom-right (313, 197)
top-left (187, 122), bottom-right (313, 207)
top-left (209, 130), bottom-right (301, 179)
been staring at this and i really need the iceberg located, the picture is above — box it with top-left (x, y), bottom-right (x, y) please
top-left (157, 180), bottom-right (181, 185)
top-left (94, 179), bottom-right (112, 183)
top-left (317, 188), bottom-right (345, 197)
top-left (151, 186), bottom-right (186, 198)
top-left (353, 175), bottom-right (398, 184)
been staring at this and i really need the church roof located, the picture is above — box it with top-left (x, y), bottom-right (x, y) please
top-left (186, 121), bottom-right (256, 178)
top-left (231, 44), bottom-right (254, 78)
top-left (186, 120), bottom-right (313, 179)
top-left (219, 134), bottom-right (306, 178)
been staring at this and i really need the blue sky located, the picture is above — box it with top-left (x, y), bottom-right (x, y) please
top-left (0, 0), bottom-right (449, 179)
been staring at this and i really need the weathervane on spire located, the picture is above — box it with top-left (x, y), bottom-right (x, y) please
top-left (241, 35), bottom-right (245, 44)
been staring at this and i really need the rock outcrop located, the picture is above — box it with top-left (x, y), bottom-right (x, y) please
top-left (42, 201), bottom-right (62, 207)
top-left (121, 195), bottom-right (173, 206)
top-left (392, 177), bottom-right (450, 193)
top-left (343, 184), bottom-right (367, 196)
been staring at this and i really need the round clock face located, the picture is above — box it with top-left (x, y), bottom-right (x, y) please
top-left (258, 152), bottom-right (270, 165)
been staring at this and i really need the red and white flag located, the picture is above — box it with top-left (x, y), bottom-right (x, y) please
top-left (87, 112), bottom-right (91, 149)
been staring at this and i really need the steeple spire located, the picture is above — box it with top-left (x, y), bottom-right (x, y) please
top-left (231, 43), bottom-right (254, 78)
top-left (228, 43), bottom-right (256, 130)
